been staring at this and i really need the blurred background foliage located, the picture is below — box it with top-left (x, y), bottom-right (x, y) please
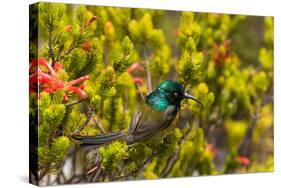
top-left (29, 2), bottom-right (273, 186)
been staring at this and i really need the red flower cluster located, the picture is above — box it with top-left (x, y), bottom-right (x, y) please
top-left (29, 58), bottom-right (89, 101)
top-left (212, 39), bottom-right (231, 66)
top-left (206, 144), bottom-right (218, 157)
top-left (127, 63), bottom-right (144, 84)
top-left (235, 156), bottom-right (250, 166)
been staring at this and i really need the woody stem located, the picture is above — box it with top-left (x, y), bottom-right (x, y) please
top-left (144, 48), bottom-right (152, 92)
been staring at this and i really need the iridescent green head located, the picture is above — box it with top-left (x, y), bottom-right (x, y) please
top-left (146, 80), bottom-right (202, 111)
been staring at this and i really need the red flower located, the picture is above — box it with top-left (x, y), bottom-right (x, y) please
top-left (206, 144), bottom-right (218, 157)
top-left (172, 29), bottom-right (180, 37)
top-left (212, 39), bottom-right (231, 66)
top-left (82, 41), bottom-right (92, 52)
top-left (127, 63), bottom-right (144, 85)
top-left (133, 77), bottom-right (144, 84)
top-left (235, 156), bottom-right (250, 166)
top-left (64, 25), bottom-right (72, 32)
top-left (29, 58), bottom-right (89, 101)
top-left (127, 63), bottom-right (144, 74)
top-left (54, 62), bottom-right (63, 72)
top-left (87, 16), bottom-right (97, 26)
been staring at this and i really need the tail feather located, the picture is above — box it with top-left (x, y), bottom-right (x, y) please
top-left (74, 132), bottom-right (125, 149)
top-left (82, 132), bottom-right (123, 140)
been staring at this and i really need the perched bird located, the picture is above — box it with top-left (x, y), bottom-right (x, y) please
top-left (75, 80), bottom-right (202, 149)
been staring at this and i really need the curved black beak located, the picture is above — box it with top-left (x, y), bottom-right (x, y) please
top-left (184, 92), bottom-right (203, 106)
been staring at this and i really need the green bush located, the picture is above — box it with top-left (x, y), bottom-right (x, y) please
top-left (29, 3), bottom-right (273, 185)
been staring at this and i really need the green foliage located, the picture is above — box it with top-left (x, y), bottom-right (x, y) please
top-left (104, 97), bottom-right (131, 131)
top-left (223, 150), bottom-right (239, 174)
top-left (79, 39), bottom-right (103, 77)
top-left (128, 143), bottom-right (152, 162)
top-left (39, 3), bottom-right (65, 31)
top-left (225, 120), bottom-right (247, 149)
top-left (149, 44), bottom-right (171, 82)
top-left (75, 5), bottom-right (92, 27)
top-left (50, 137), bottom-right (71, 163)
top-left (115, 72), bottom-right (137, 109)
top-left (252, 71), bottom-right (269, 93)
top-left (85, 66), bottom-right (116, 106)
top-left (170, 128), bottom-right (216, 176)
top-left (99, 141), bottom-right (128, 172)
top-left (259, 47), bottom-right (273, 71)
top-left (63, 111), bottom-right (87, 135)
top-left (38, 136), bottom-right (70, 169)
top-left (264, 17), bottom-right (273, 46)
top-left (178, 12), bottom-right (201, 51)
top-left (39, 92), bottom-right (66, 129)
top-left (113, 36), bottom-right (135, 74)
top-left (253, 104), bottom-right (273, 145)
top-left (188, 82), bottom-right (215, 117)
top-left (179, 50), bottom-right (203, 84)
top-left (31, 3), bottom-right (273, 185)
top-left (154, 128), bottom-right (183, 158)
top-left (42, 104), bottom-right (66, 128)
top-left (128, 14), bottom-right (165, 49)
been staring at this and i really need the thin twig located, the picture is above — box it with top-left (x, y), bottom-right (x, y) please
top-left (91, 165), bottom-right (102, 182)
top-left (48, 27), bottom-right (55, 64)
top-left (161, 124), bottom-right (194, 177)
top-left (47, 173), bottom-right (51, 185)
top-left (92, 116), bottom-right (106, 134)
top-left (61, 171), bottom-right (67, 182)
top-left (136, 84), bottom-right (145, 100)
top-left (143, 48), bottom-right (152, 92)
top-left (65, 98), bottom-right (87, 107)
top-left (38, 168), bottom-right (49, 181)
top-left (87, 166), bottom-right (98, 175)
top-left (238, 104), bottom-right (259, 157)
top-left (112, 155), bottom-right (153, 181)
top-left (56, 47), bottom-right (64, 61)
top-left (89, 154), bottom-right (101, 181)
top-left (65, 175), bottom-right (84, 184)
top-left (64, 45), bottom-right (77, 57)
top-left (108, 97), bottom-right (116, 131)
top-left (52, 148), bottom-right (74, 185)
top-left (71, 149), bottom-right (77, 179)
top-left (70, 105), bottom-right (94, 136)
top-left (53, 160), bottom-right (66, 185)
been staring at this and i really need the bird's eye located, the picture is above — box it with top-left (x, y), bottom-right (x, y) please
top-left (173, 92), bottom-right (179, 97)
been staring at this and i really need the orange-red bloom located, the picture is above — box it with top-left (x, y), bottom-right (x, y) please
top-left (64, 25), bottom-right (72, 32)
top-left (127, 63), bottom-right (145, 85)
top-left (235, 156), bottom-right (250, 166)
top-left (212, 39), bottom-right (231, 66)
top-left (87, 16), bottom-right (97, 26)
top-left (29, 58), bottom-right (89, 101)
top-left (82, 41), bottom-right (92, 52)
top-left (133, 77), bottom-right (144, 84)
top-left (206, 144), bottom-right (218, 157)
top-left (127, 63), bottom-right (144, 74)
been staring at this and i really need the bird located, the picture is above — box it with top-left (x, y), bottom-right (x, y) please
top-left (74, 80), bottom-right (202, 149)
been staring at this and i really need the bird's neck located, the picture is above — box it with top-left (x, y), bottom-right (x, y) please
top-left (145, 90), bottom-right (172, 112)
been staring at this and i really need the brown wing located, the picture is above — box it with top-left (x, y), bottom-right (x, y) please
top-left (126, 104), bottom-right (177, 145)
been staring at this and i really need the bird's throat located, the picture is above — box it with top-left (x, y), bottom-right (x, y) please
top-left (145, 91), bottom-right (170, 112)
